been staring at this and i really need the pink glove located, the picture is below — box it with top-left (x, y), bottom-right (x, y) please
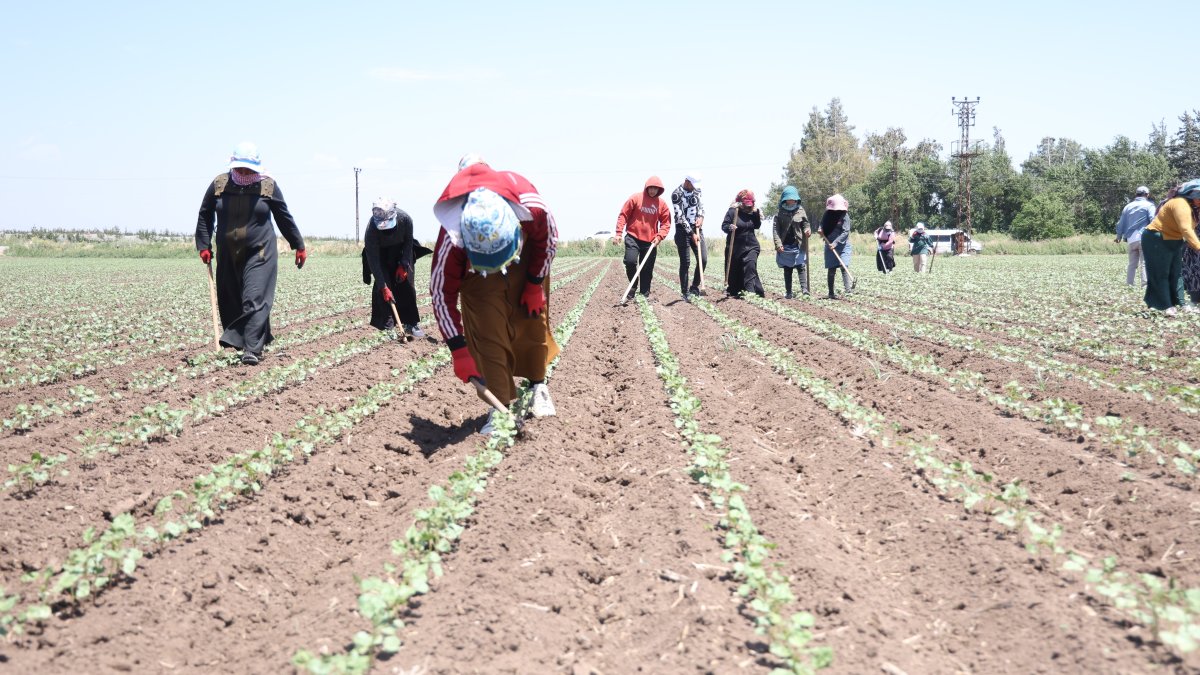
top-left (295, 249), bottom-right (307, 269)
top-left (395, 265), bottom-right (409, 283)
top-left (199, 249), bottom-right (212, 264)
top-left (451, 347), bottom-right (481, 384)
top-left (521, 281), bottom-right (545, 317)
top-left (381, 286), bottom-right (394, 303)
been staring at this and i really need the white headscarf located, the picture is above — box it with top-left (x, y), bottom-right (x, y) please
top-left (372, 197), bottom-right (398, 230)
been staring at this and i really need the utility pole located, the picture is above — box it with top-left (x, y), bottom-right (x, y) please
top-left (353, 167), bottom-right (362, 244)
top-left (951, 97), bottom-right (981, 239)
top-left (890, 149), bottom-right (900, 223)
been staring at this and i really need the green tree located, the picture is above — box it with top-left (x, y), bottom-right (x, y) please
top-left (1168, 110), bottom-right (1200, 180)
top-left (768, 98), bottom-right (872, 224)
top-left (1010, 192), bottom-right (1076, 240)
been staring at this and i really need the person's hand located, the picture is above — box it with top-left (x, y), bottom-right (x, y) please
top-left (451, 346), bottom-right (481, 384)
top-left (521, 281), bottom-right (545, 317)
top-left (295, 249), bottom-right (307, 269)
top-left (692, 234), bottom-right (700, 245)
top-left (199, 249), bottom-right (212, 264)
top-left (381, 285), bottom-right (394, 303)
top-left (394, 264), bottom-right (408, 283)
top-left (611, 235), bottom-right (621, 246)
top-left (651, 235), bottom-right (662, 246)
top-left (777, 246), bottom-right (784, 253)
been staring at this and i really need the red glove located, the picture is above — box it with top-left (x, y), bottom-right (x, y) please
top-left (381, 285), bottom-right (394, 303)
top-left (295, 249), bottom-right (307, 269)
top-left (451, 347), bottom-right (481, 384)
top-left (199, 249), bottom-right (212, 264)
top-left (521, 281), bottom-right (545, 317)
top-left (394, 265), bottom-right (408, 283)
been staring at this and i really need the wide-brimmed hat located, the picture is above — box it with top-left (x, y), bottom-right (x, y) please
top-left (460, 188), bottom-right (522, 273)
top-left (228, 142), bottom-right (263, 172)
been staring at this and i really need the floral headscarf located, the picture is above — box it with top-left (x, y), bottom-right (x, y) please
top-left (737, 189), bottom-right (755, 208)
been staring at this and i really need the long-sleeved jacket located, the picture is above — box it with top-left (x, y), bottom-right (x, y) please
top-left (670, 185), bottom-right (704, 236)
top-left (819, 211), bottom-right (851, 248)
top-left (364, 210), bottom-right (414, 294)
top-left (616, 176), bottom-right (671, 243)
top-left (1147, 197), bottom-right (1200, 250)
top-left (722, 206), bottom-right (762, 248)
top-left (1116, 197), bottom-right (1156, 243)
top-left (195, 173), bottom-right (304, 255)
top-left (773, 209), bottom-right (809, 250)
top-left (429, 165), bottom-right (556, 350)
top-left (874, 228), bottom-right (896, 251)
top-left (909, 232), bottom-right (933, 255)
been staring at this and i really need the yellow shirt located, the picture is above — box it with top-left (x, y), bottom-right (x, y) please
top-left (1147, 198), bottom-right (1200, 250)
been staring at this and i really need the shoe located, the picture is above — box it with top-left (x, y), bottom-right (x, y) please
top-left (785, 292), bottom-right (794, 300)
top-left (479, 411), bottom-right (497, 436)
top-left (1165, 307), bottom-right (1178, 317)
top-left (241, 352), bottom-right (261, 366)
top-left (405, 324), bottom-right (426, 339)
top-left (530, 383), bottom-right (556, 418)
top-left (827, 293), bottom-right (836, 300)
top-left (1184, 306), bottom-right (1200, 315)
top-left (682, 292), bottom-right (691, 303)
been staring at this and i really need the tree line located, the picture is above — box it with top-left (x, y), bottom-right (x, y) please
top-left (763, 99), bottom-right (1200, 240)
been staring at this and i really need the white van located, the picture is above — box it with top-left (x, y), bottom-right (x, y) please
top-left (923, 228), bottom-right (982, 255)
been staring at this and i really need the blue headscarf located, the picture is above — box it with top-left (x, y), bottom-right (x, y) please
top-left (1178, 179), bottom-right (1200, 200)
top-left (779, 186), bottom-right (801, 212)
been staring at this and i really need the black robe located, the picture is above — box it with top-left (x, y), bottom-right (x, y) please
top-left (362, 212), bottom-right (422, 330)
top-left (721, 206), bottom-right (765, 297)
top-left (195, 174), bottom-right (304, 354)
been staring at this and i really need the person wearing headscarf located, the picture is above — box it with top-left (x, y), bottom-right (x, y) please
top-left (671, 174), bottom-right (706, 300)
top-left (909, 222), bottom-right (933, 273)
top-left (195, 142), bottom-right (305, 366)
top-left (721, 189), bottom-right (765, 298)
top-left (772, 186), bottom-right (810, 298)
top-left (613, 176), bottom-right (672, 302)
top-left (430, 162), bottom-right (560, 433)
top-left (1142, 179), bottom-right (1200, 315)
top-left (874, 221), bottom-right (897, 274)
top-left (362, 197), bottom-right (424, 336)
top-left (818, 194), bottom-right (853, 298)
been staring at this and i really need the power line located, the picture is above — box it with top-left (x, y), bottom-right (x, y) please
top-left (951, 96), bottom-right (982, 241)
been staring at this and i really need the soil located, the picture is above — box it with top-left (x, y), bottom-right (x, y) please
top-left (0, 258), bottom-right (1196, 674)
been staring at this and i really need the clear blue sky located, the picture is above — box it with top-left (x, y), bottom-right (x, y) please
top-left (1, 1), bottom-right (1188, 243)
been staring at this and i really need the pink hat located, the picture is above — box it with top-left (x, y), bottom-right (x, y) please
top-left (826, 194), bottom-right (848, 211)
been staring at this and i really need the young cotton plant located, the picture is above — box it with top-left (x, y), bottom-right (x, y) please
top-left (637, 296), bottom-right (831, 674)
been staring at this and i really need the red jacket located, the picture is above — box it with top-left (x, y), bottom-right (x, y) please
top-left (429, 165), bottom-right (556, 348)
top-left (616, 176), bottom-right (671, 243)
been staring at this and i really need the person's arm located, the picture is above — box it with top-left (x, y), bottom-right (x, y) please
top-left (195, 180), bottom-right (217, 253)
top-left (831, 216), bottom-right (850, 247)
top-left (429, 228), bottom-right (469, 347)
top-left (363, 226), bottom-right (390, 296)
top-left (772, 215), bottom-right (784, 251)
top-left (750, 209), bottom-right (763, 231)
top-left (520, 205), bottom-right (552, 283)
top-left (266, 184), bottom-right (304, 251)
top-left (614, 197), bottom-right (632, 242)
top-left (721, 207), bottom-right (736, 234)
top-left (656, 200), bottom-right (672, 242)
top-left (695, 193), bottom-right (705, 231)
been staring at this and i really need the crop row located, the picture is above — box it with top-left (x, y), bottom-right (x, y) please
top-left (293, 266), bottom-right (610, 673)
top-left (684, 292), bottom-right (1200, 657)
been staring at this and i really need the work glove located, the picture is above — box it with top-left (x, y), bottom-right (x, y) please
top-left (521, 281), bottom-right (545, 317)
top-left (199, 249), bottom-right (212, 264)
top-left (451, 346), bottom-right (481, 384)
top-left (381, 285), bottom-right (394, 303)
top-left (295, 249), bottom-right (307, 269)
top-left (394, 264), bottom-right (409, 283)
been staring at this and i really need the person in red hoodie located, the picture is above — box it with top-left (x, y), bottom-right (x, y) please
top-left (430, 160), bottom-right (559, 435)
top-left (612, 176), bottom-right (672, 302)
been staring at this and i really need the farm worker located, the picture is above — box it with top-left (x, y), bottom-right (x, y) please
top-left (772, 185), bottom-right (810, 298)
top-left (1115, 186), bottom-right (1155, 287)
top-left (874, 221), bottom-right (897, 274)
top-left (613, 176), bottom-right (672, 302)
top-left (431, 161), bottom-right (559, 434)
top-left (671, 174), bottom-right (707, 300)
top-left (722, 189), bottom-right (766, 298)
top-left (818, 194), bottom-right (853, 298)
top-left (362, 198), bottom-right (426, 336)
top-left (195, 142), bottom-right (306, 366)
top-left (1142, 179), bottom-right (1200, 316)
top-left (909, 222), bottom-right (933, 273)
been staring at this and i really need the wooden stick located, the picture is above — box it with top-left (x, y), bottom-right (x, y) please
top-left (928, 239), bottom-right (939, 273)
top-left (694, 233), bottom-right (705, 291)
top-left (619, 238), bottom-right (660, 303)
top-left (387, 298), bottom-right (412, 341)
top-left (821, 234), bottom-right (856, 288)
top-left (470, 377), bottom-right (508, 414)
top-left (205, 262), bottom-right (221, 351)
top-left (723, 202), bottom-right (737, 290)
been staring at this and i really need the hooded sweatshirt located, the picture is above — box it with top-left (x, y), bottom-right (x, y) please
top-left (429, 164), bottom-right (555, 350)
top-left (772, 186), bottom-right (809, 250)
top-left (616, 176), bottom-right (672, 243)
